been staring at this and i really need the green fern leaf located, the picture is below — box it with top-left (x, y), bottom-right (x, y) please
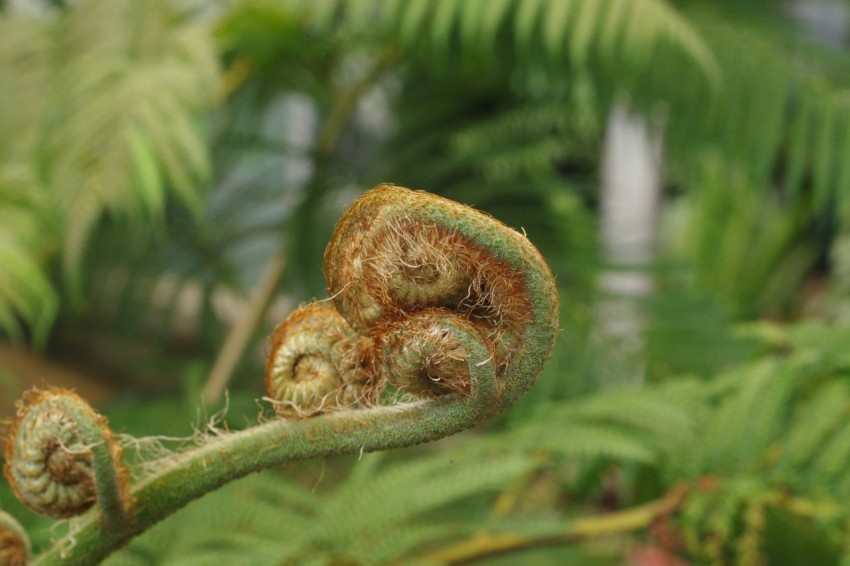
top-left (785, 90), bottom-right (814, 200)
top-left (569, 0), bottom-right (602, 66)
top-left (352, 522), bottom-right (472, 564)
top-left (562, 388), bottom-right (695, 448)
top-left (41, 0), bottom-right (218, 284)
top-left (302, 0), bottom-right (342, 31)
top-left (543, 0), bottom-right (575, 59)
top-left (460, 0), bottom-right (488, 54)
top-left (813, 97), bottom-right (837, 209)
top-left (478, 0), bottom-right (513, 55)
top-left (514, 0), bottom-right (548, 56)
top-left (400, 0), bottom-right (434, 45)
top-left (695, 361), bottom-right (795, 475)
top-left (431, 0), bottom-right (462, 57)
top-left (806, 420), bottom-right (850, 490)
top-left (835, 112), bottom-right (850, 215)
top-left (599, 0), bottom-right (630, 64)
top-left (109, 472), bottom-right (317, 564)
top-left (0, 171), bottom-right (57, 342)
top-left (316, 452), bottom-right (533, 548)
top-left (127, 126), bottom-right (166, 217)
top-left (772, 380), bottom-right (850, 484)
top-left (517, 421), bottom-right (657, 463)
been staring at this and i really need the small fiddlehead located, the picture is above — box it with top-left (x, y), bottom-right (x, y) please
top-left (266, 302), bottom-right (372, 416)
top-left (0, 510), bottom-right (30, 566)
top-left (8, 184), bottom-right (558, 564)
top-left (375, 309), bottom-right (479, 398)
top-left (3, 389), bottom-right (131, 526)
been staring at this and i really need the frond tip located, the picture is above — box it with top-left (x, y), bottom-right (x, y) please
top-left (265, 302), bottom-right (371, 416)
top-left (0, 510), bottom-right (30, 566)
top-left (267, 183), bottom-right (559, 414)
top-left (3, 388), bottom-right (131, 524)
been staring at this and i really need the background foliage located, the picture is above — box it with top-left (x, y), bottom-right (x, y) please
top-left (4, 0), bottom-right (850, 563)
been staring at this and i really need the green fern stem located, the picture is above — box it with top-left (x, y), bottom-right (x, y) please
top-left (36, 322), bottom-right (499, 564)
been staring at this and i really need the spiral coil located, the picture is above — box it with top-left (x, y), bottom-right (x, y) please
top-left (0, 510), bottom-right (29, 566)
top-left (267, 184), bottom-right (558, 412)
top-left (3, 389), bottom-right (130, 523)
top-left (266, 302), bottom-right (371, 416)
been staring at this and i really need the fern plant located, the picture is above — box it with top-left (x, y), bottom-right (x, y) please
top-left (1, 184), bottom-right (559, 564)
top-left (7, 2), bottom-right (850, 564)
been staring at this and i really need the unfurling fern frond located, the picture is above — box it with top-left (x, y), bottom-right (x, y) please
top-left (3, 184), bottom-right (559, 563)
top-left (0, 509), bottom-right (30, 566)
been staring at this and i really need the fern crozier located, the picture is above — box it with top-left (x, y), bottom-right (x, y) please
top-left (3, 389), bottom-right (131, 525)
top-left (4, 183), bottom-right (558, 564)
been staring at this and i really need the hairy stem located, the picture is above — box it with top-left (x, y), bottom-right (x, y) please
top-left (79, 413), bottom-right (132, 532)
top-left (36, 323), bottom-right (497, 564)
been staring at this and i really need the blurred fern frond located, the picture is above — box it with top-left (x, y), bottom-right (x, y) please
top-left (45, 0), bottom-right (219, 283)
top-left (0, 0), bottom-right (219, 341)
top-left (652, 5), bottom-right (850, 316)
top-left (677, 3), bottom-right (850, 209)
top-left (107, 451), bottom-right (535, 565)
top-left (0, 167), bottom-right (57, 345)
top-left (288, 0), bottom-right (717, 81)
top-left (662, 155), bottom-right (824, 317)
top-left (645, 320), bottom-right (850, 563)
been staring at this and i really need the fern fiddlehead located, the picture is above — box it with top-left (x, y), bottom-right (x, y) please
top-left (3, 389), bottom-right (131, 526)
top-left (272, 183), bottom-right (559, 410)
top-left (6, 184), bottom-right (558, 564)
top-left (265, 302), bottom-right (371, 416)
top-left (0, 510), bottom-right (30, 566)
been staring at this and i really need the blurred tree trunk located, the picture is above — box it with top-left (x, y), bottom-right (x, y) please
top-left (594, 102), bottom-right (663, 385)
